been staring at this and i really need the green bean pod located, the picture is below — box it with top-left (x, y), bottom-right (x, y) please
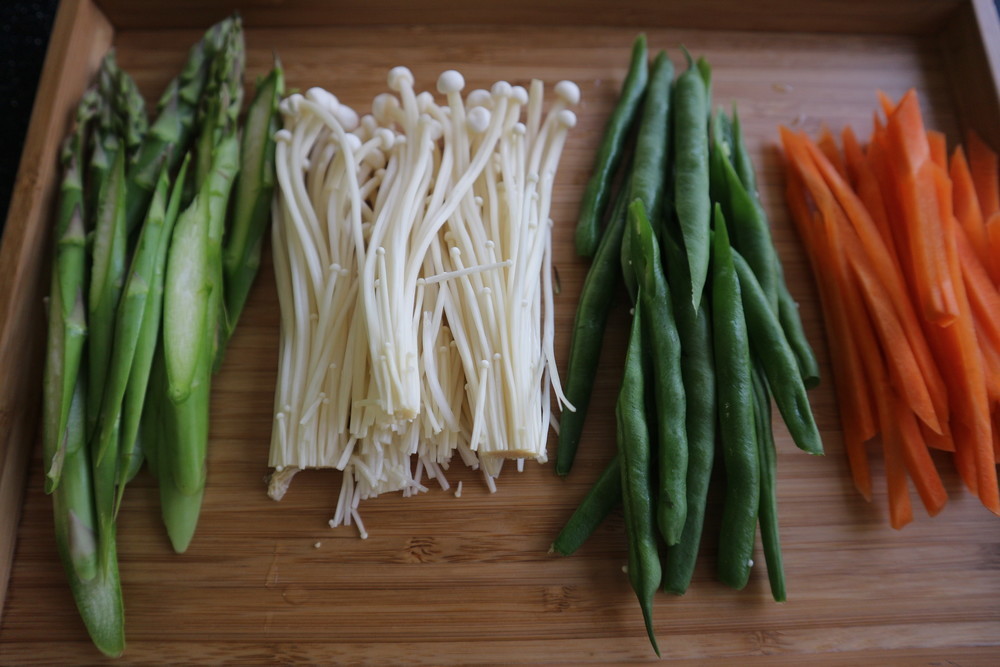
top-left (728, 107), bottom-right (819, 387)
top-left (733, 251), bottom-right (823, 456)
top-left (621, 50), bottom-right (674, 299)
top-left (711, 205), bottom-right (759, 591)
top-left (673, 52), bottom-right (712, 312)
top-left (551, 455), bottom-right (622, 556)
top-left (556, 181), bottom-right (631, 476)
top-left (629, 200), bottom-right (687, 546)
top-left (710, 109), bottom-right (779, 310)
top-left (574, 34), bottom-right (648, 258)
top-left (751, 365), bottom-right (786, 602)
top-left (661, 232), bottom-right (716, 595)
top-left (616, 300), bottom-right (661, 657)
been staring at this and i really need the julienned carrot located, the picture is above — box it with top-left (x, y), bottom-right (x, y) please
top-left (932, 165), bottom-right (999, 514)
top-left (966, 129), bottom-right (999, 218)
top-left (955, 226), bottom-right (1000, 357)
top-left (987, 213), bottom-right (1000, 286)
top-left (919, 419), bottom-right (955, 453)
top-left (876, 90), bottom-right (896, 119)
top-left (950, 146), bottom-right (993, 279)
top-left (782, 138), bottom-right (874, 498)
top-left (784, 131), bottom-right (943, 434)
top-left (818, 127), bottom-right (847, 181)
top-left (892, 392), bottom-right (947, 516)
top-left (800, 135), bottom-right (949, 432)
top-left (877, 380), bottom-right (914, 530)
top-left (927, 131), bottom-right (947, 171)
top-left (842, 125), bottom-right (897, 258)
top-left (884, 91), bottom-right (959, 325)
top-left (993, 412), bottom-right (1000, 463)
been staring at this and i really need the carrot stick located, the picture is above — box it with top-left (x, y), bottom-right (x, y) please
top-left (818, 127), bottom-right (848, 181)
top-left (884, 90), bottom-right (959, 324)
top-left (919, 418), bottom-right (955, 453)
top-left (987, 212), bottom-right (1000, 286)
top-left (927, 130), bottom-right (947, 171)
top-left (876, 90), bottom-right (897, 120)
top-left (932, 165), bottom-right (999, 514)
top-left (993, 411), bottom-right (1000, 464)
top-left (955, 225), bottom-right (1000, 356)
top-left (892, 392), bottom-right (947, 516)
top-left (966, 129), bottom-right (999, 218)
top-left (782, 130), bottom-right (878, 445)
top-left (785, 131), bottom-right (943, 433)
top-left (801, 136), bottom-right (949, 432)
top-left (843, 125), bottom-right (897, 257)
top-left (950, 146), bottom-right (993, 280)
top-left (878, 384), bottom-right (914, 530)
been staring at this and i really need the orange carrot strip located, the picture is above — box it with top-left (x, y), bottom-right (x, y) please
top-left (782, 128), bottom-right (878, 445)
top-left (966, 129), bottom-right (1000, 217)
top-left (818, 126), bottom-right (848, 181)
top-left (843, 125), bottom-right (897, 257)
top-left (876, 90), bottom-right (897, 120)
top-left (927, 130), bottom-right (948, 171)
top-left (950, 146), bottom-right (993, 280)
top-left (933, 165), bottom-right (999, 514)
top-left (884, 90), bottom-right (959, 324)
top-left (919, 418), bottom-right (955, 453)
top-left (993, 411), bottom-right (1000, 464)
top-left (801, 136), bottom-right (949, 432)
top-left (786, 131), bottom-right (943, 433)
top-left (975, 317), bottom-right (1000, 407)
top-left (892, 392), bottom-right (947, 516)
top-left (987, 212), bottom-right (1000, 286)
top-left (878, 384), bottom-right (914, 530)
top-left (955, 225), bottom-right (1000, 356)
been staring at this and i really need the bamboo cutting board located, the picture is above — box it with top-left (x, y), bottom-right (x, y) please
top-left (2, 1), bottom-right (1000, 663)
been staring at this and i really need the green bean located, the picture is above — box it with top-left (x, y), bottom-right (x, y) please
top-left (710, 108), bottom-right (779, 310)
top-left (551, 455), bottom-right (622, 556)
top-left (621, 51), bottom-right (673, 300)
top-left (751, 365), bottom-right (786, 602)
top-left (617, 300), bottom-right (661, 657)
top-left (661, 232), bottom-right (716, 595)
top-left (728, 107), bottom-right (819, 387)
top-left (711, 205), bottom-right (759, 591)
top-left (733, 250), bottom-right (823, 456)
top-left (574, 34), bottom-right (648, 258)
top-left (673, 52), bottom-right (712, 312)
top-left (556, 180), bottom-right (631, 476)
top-left (628, 200), bottom-right (687, 545)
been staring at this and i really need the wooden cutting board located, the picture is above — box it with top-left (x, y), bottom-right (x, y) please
top-left (2, 1), bottom-right (1000, 663)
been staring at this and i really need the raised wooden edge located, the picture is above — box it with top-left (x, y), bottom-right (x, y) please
top-left (0, 0), bottom-right (114, 622)
top-left (94, 0), bottom-right (964, 36)
top-left (940, 0), bottom-right (1000, 149)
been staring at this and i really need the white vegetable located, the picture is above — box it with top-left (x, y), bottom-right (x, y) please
top-left (269, 68), bottom-right (579, 536)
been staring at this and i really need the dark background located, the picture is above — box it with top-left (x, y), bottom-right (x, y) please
top-left (1, 1), bottom-right (999, 239)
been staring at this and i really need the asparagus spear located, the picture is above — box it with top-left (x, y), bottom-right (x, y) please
top-left (42, 91), bottom-right (98, 492)
top-left (222, 61), bottom-right (283, 345)
top-left (124, 16), bottom-right (236, 233)
top-left (52, 378), bottom-right (125, 658)
top-left (161, 133), bottom-right (240, 551)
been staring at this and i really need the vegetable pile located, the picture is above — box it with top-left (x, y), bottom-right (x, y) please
top-left (781, 90), bottom-right (1000, 527)
top-left (267, 69), bottom-right (579, 534)
top-left (553, 36), bottom-right (823, 655)
top-left (41, 16), bottom-right (282, 656)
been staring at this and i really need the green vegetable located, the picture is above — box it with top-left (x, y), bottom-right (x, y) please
top-left (616, 299), bottom-right (661, 657)
top-left (660, 231), bottom-right (716, 595)
top-left (733, 250), bottom-right (823, 455)
top-left (574, 34), bottom-right (648, 258)
top-left (711, 206), bottom-right (759, 591)
top-left (628, 200), bottom-right (687, 545)
top-left (556, 181), bottom-right (630, 476)
top-left (621, 51), bottom-right (673, 299)
top-left (42, 91), bottom-right (97, 492)
top-left (752, 365), bottom-right (786, 602)
top-left (551, 455), bottom-right (622, 556)
top-left (673, 50), bottom-right (712, 311)
top-left (222, 60), bottom-right (284, 346)
top-left (51, 380), bottom-right (125, 658)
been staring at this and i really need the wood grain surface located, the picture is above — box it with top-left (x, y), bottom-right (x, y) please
top-left (2, 5), bottom-right (1000, 665)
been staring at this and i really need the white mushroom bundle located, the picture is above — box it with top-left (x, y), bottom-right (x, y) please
top-left (269, 67), bottom-right (579, 536)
